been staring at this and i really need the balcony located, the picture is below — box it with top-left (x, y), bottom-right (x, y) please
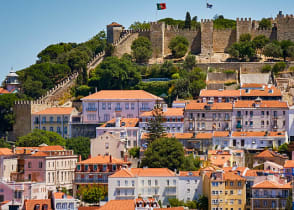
top-left (273, 115), bottom-right (278, 119)
top-left (86, 108), bottom-right (97, 112)
top-left (252, 195), bottom-right (288, 198)
top-left (224, 117), bottom-right (230, 121)
top-left (236, 124), bottom-right (242, 129)
top-left (140, 107), bottom-right (151, 112)
top-left (115, 107), bottom-right (122, 112)
top-left (236, 115), bottom-right (242, 119)
top-left (74, 179), bottom-right (108, 184)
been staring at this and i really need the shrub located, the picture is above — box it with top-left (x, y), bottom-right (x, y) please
top-left (168, 36), bottom-right (189, 58)
top-left (261, 64), bottom-right (272, 73)
top-left (272, 62), bottom-right (286, 74)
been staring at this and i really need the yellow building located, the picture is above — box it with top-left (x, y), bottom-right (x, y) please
top-left (203, 170), bottom-right (246, 210)
top-left (31, 107), bottom-right (78, 138)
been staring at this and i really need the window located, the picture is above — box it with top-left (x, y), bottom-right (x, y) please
top-left (34, 204), bottom-right (40, 210)
top-left (187, 188), bottom-right (190, 193)
top-left (57, 116), bottom-right (61, 123)
top-left (141, 180), bottom-right (144, 186)
top-left (250, 111), bottom-right (253, 117)
top-left (42, 127), bottom-right (46, 131)
top-left (261, 111), bottom-right (264, 116)
top-left (42, 204), bottom-right (48, 210)
top-left (131, 103), bottom-right (135, 110)
top-left (202, 113), bottom-right (205, 118)
top-left (85, 165), bottom-right (89, 171)
top-left (238, 200), bottom-right (241, 204)
top-left (132, 180), bottom-right (135, 186)
top-left (230, 190), bottom-right (233, 194)
top-left (283, 111), bottom-right (286, 115)
top-left (148, 180), bottom-right (151, 186)
top-left (64, 127), bottom-right (67, 135)
top-left (103, 164), bottom-right (107, 171)
top-left (230, 200), bottom-right (234, 204)
top-left (87, 114), bottom-right (96, 121)
top-left (39, 161), bottom-right (43, 168)
top-left (77, 165), bottom-right (81, 171)
top-left (102, 103), bottom-right (106, 110)
top-left (50, 116), bottom-right (54, 123)
top-left (108, 103), bottom-right (111, 110)
top-left (125, 180), bottom-right (128, 186)
top-left (237, 111), bottom-right (241, 117)
top-left (250, 121), bottom-right (253, 127)
top-left (104, 114), bottom-right (110, 121)
top-left (28, 174), bottom-right (32, 181)
top-left (50, 127), bottom-right (53, 132)
top-left (261, 121), bottom-right (264, 126)
top-left (105, 143), bottom-right (109, 149)
top-left (117, 180), bottom-right (120, 186)
top-left (155, 180), bottom-right (158, 186)
top-left (57, 127), bottom-right (61, 134)
top-left (42, 117), bottom-right (46, 124)
top-left (125, 103), bottom-right (129, 110)
top-left (94, 165), bottom-right (98, 171)
top-left (28, 162), bottom-right (32, 168)
top-left (267, 111), bottom-right (269, 115)
top-left (238, 181), bottom-right (241, 186)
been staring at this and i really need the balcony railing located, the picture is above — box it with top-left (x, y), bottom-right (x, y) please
top-left (74, 179), bottom-right (108, 183)
top-left (140, 107), bottom-right (151, 112)
top-left (236, 115), bottom-right (242, 119)
top-left (252, 195), bottom-right (288, 198)
top-left (86, 108), bottom-right (97, 112)
top-left (41, 121), bottom-right (62, 124)
top-left (115, 107), bottom-right (122, 111)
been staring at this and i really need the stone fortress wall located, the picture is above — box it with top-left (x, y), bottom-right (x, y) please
top-left (109, 13), bottom-right (294, 58)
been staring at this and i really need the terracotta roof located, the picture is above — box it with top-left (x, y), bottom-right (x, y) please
top-left (208, 150), bottom-right (230, 155)
top-left (232, 131), bottom-right (285, 137)
top-left (234, 100), bottom-right (288, 108)
top-left (33, 107), bottom-right (75, 115)
top-left (173, 100), bottom-right (190, 104)
top-left (241, 83), bottom-right (265, 88)
top-left (255, 150), bottom-right (287, 159)
top-left (101, 118), bottom-right (139, 127)
top-left (284, 160), bottom-right (294, 168)
top-left (81, 90), bottom-right (162, 100)
top-left (0, 88), bottom-right (10, 94)
top-left (200, 89), bottom-right (241, 97)
top-left (24, 199), bottom-right (52, 210)
top-left (141, 133), bottom-right (193, 140)
top-left (79, 207), bottom-right (100, 210)
top-left (159, 208), bottom-right (184, 210)
top-left (78, 155), bottom-right (129, 164)
top-left (107, 22), bottom-right (122, 27)
top-left (15, 146), bottom-right (65, 155)
top-left (53, 192), bottom-right (73, 199)
top-left (38, 145), bottom-right (65, 151)
top-left (0, 148), bottom-right (13, 155)
top-left (99, 200), bottom-right (134, 210)
top-left (241, 85), bottom-right (282, 97)
top-left (252, 180), bottom-right (291, 189)
top-left (213, 131), bottom-right (230, 137)
top-left (140, 108), bottom-right (183, 117)
top-left (222, 171), bottom-right (246, 181)
top-left (110, 168), bottom-right (175, 178)
top-left (196, 133), bottom-right (213, 139)
top-left (179, 171), bottom-right (200, 176)
top-left (186, 102), bottom-right (233, 110)
top-left (209, 151), bottom-right (231, 167)
top-left (31, 151), bottom-right (48, 157)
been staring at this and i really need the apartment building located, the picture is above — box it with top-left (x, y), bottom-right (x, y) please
top-left (52, 192), bottom-right (79, 210)
top-left (81, 90), bottom-right (163, 123)
top-left (139, 106), bottom-right (184, 133)
top-left (199, 89), bottom-right (241, 103)
top-left (0, 148), bottom-right (17, 181)
top-left (184, 101), bottom-right (233, 132)
top-left (177, 171), bottom-right (202, 202)
top-left (32, 107), bottom-right (78, 138)
top-left (251, 176), bottom-right (291, 209)
top-left (203, 170), bottom-right (246, 210)
top-left (232, 99), bottom-right (288, 132)
top-left (254, 149), bottom-right (288, 167)
top-left (208, 150), bottom-right (245, 168)
top-left (240, 84), bottom-right (282, 101)
top-left (73, 155), bottom-right (131, 197)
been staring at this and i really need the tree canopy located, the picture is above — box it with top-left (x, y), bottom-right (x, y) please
top-left (168, 36), bottom-right (189, 58)
top-left (131, 36), bottom-right (153, 63)
top-left (0, 94), bottom-right (19, 135)
top-left (78, 185), bottom-right (106, 203)
top-left (66, 137), bottom-right (90, 160)
top-left (129, 21), bottom-right (150, 30)
top-left (213, 16), bottom-right (236, 29)
top-left (146, 107), bottom-right (167, 142)
top-left (258, 18), bottom-right (272, 30)
top-left (184, 12), bottom-right (191, 29)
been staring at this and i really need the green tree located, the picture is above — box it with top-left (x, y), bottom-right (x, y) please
top-left (197, 195), bottom-right (209, 210)
top-left (75, 85), bottom-right (92, 97)
top-left (263, 43), bottom-right (282, 58)
top-left (261, 64), bottom-right (272, 73)
top-left (141, 137), bottom-right (185, 171)
top-left (286, 45), bottom-right (294, 59)
top-left (0, 94), bottom-right (19, 134)
top-left (228, 41), bottom-right (255, 61)
top-left (169, 198), bottom-right (185, 207)
top-left (183, 55), bottom-right (196, 71)
top-left (79, 185), bottom-right (105, 204)
top-left (213, 18), bottom-right (236, 29)
top-left (0, 138), bottom-right (11, 148)
top-left (168, 36), bottom-right (189, 58)
top-left (129, 21), bottom-right (150, 30)
top-left (278, 143), bottom-right (288, 154)
top-left (280, 40), bottom-right (294, 61)
top-left (239, 33), bottom-right (252, 42)
top-left (131, 37), bottom-right (152, 63)
top-left (184, 12), bottom-right (191, 29)
top-left (272, 62), bottom-right (286, 75)
top-left (37, 43), bottom-right (76, 63)
top-left (188, 68), bottom-right (206, 96)
top-left (181, 154), bottom-right (201, 171)
top-left (66, 137), bottom-right (90, 160)
top-left (129, 146), bottom-right (140, 158)
top-left (105, 43), bottom-right (114, 57)
top-left (146, 107), bottom-right (167, 142)
top-left (252, 35), bottom-right (270, 50)
top-left (258, 18), bottom-right (272, 30)
top-left (16, 129), bottom-right (66, 147)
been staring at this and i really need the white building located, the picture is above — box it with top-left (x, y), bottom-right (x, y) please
top-left (0, 148), bottom-right (17, 181)
top-left (108, 168), bottom-right (202, 206)
top-left (52, 192), bottom-right (79, 210)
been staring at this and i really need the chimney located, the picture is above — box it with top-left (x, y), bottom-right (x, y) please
top-left (124, 154), bottom-right (128, 162)
top-left (115, 117), bottom-right (121, 127)
top-left (12, 145), bottom-right (16, 154)
top-left (110, 155), bottom-right (112, 163)
top-left (78, 155), bottom-right (82, 162)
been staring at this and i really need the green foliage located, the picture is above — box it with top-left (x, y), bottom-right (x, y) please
top-left (286, 46), bottom-right (294, 58)
top-left (129, 21), bottom-right (150, 30)
top-left (223, 69), bottom-right (235, 74)
top-left (128, 146), bottom-right (140, 158)
top-left (171, 73), bottom-right (180, 79)
top-left (169, 198), bottom-right (185, 207)
top-left (184, 12), bottom-right (191, 29)
top-left (197, 195), bottom-right (209, 210)
top-left (159, 18), bottom-right (200, 30)
top-left (146, 107), bottom-right (167, 142)
top-left (105, 43), bottom-right (114, 57)
top-left (228, 41), bottom-right (255, 61)
top-left (0, 94), bottom-right (19, 134)
top-left (37, 43), bottom-right (76, 63)
top-left (272, 62), bottom-right (286, 74)
top-left (146, 61), bottom-right (178, 78)
top-left (16, 129), bottom-right (66, 147)
top-left (261, 64), bottom-right (272, 73)
top-left (278, 143), bottom-right (288, 154)
top-left (79, 185), bottom-right (105, 203)
top-left (136, 81), bottom-right (170, 97)
top-left (183, 55), bottom-right (196, 71)
top-left (168, 196), bottom-right (207, 209)
top-left (224, 81), bottom-right (237, 86)
top-left (252, 35), bottom-right (270, 50)
top-left (168, 36), bottom-right (189, 58)
top-left (258, 18), bottom-right (272, 30)
top-left (213, 17), bottom-right (236, 29)
top-left (131, 36), bottom-right (152, 63)
top-left (66, 137), bottom-right (90, 160)
top-left (141, 137), bottom-right (185, 171)
top-left (239, 34), bottom-right (252, 42)
top-left (75, 85), bottom-right (92, 97)
top-left (263, 43), bottom-right (282, 58)
top-left (88, 56), bottom-right (141, 90)
top-left (0, 138), bottom-right (11, 148)
top-left (181, 154), bottom-right (201, 171)
top-left (280, 40), bottom-right (294, 60)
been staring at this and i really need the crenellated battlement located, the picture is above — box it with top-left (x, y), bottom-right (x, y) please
top-left (236, 17), bottom-right (252, 23)
top-left (201, 19), bottom-right (213, 23)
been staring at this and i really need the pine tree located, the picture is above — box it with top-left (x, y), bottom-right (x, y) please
top-left (146, 106), bottom-right (167, 142)
top-left (184, 12), bottom-right (191, 29)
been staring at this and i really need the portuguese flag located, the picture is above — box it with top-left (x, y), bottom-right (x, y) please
top-left (157, 3), bottom-right (166, 10)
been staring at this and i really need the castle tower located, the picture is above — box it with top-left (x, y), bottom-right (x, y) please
top-left (150, 22), bottom-right (165, 58)
top-left (276, 14), bottom-right (294, 42)
top-left (201, 19), bottom-right (213, 55)
top-left (107, 22), bottom-right (123, 43)
top-left (236, 18), bottom-right (252, 42)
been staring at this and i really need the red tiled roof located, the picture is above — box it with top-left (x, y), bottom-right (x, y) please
top-left (241, 85), bottom-right (282, 97)
top-left (141, 133), bottom-right (193, 140)
top-left (255, 150), bottom-right (287, 159)
top-left (252, 180), bottom-right (291, 189)
top-left (234, 100), bottom-right (288, 108)
top-left (200, 89), bottom-right (241, 97)
top-left (0, 148), bottom-right (13, 155)
top-left (284, 160), bottom-right (294, 168)
top-left (31, 151), bottom-right (48, 157)
top-left (79, 207), bottom-right (100, 210)
top-left (82, 90), bottom-right (162, 100)
top-left (186, 102), bottom-right (233, 110)
top-left (222, 171), bottom-right (246, 181)
top-left (110, 168), bottom-right (175, 178)
top-left (53, 192), bottom-right (73, 199)
top-left (179, 171), bottom-right (200, 176)
top-left (99, 200), bottom-right (134, 210)
top-left (24, 199), bottom-right (52, 210)
top-left (107, 22), bottom-right (122, 27)
top-left (101, 118), bottom-right (139, 127)
top-left (196, 133), bottom-right (213, 139)
top-left (33, 107), bottom-right (74, 115)
top-left (213, 131), bottom-right (230, 137)
top-left (241, 83), bottom-right (265, 88)
top-left (78, 155), bottom-right (129, 164)
top-left (140, 108), bottom-right (184, 117)
top-left (0, 88), bottom-right (10, 94)
top-left (232, 131), bottom-right (285, 137)
top-left (39, 145), bottom-right (65, 151)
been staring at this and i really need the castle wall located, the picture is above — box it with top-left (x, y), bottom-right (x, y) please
top-left (213, 29), bottom-right (236, 53)
top-left (236, 18), bottom-right (252, 41)
top-left (113, 33), bottom-right (139, 58)
top-left (201, 20), bottom-right (214, 54)
top-left (149, 22), bottom-right (165, 58)
top-left (252, 29), bottom-right (277, 41)
top-left (277, 14), bottom-right (294, 42)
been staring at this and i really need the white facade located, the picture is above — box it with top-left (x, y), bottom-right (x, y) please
top-left (0, 156), bottom-right (17, 181)
top-left (177, 172), bottom-right (202, 202)
top-left (288, 105), bottom-right (294, 141)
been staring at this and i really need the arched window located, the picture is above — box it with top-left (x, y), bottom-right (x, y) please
top-left (42, 204), bottom-right (48, 210)
top-left (34, 204), bottom-right (40, 210)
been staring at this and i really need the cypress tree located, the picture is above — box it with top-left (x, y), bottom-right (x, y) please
top-left (146, 105), bottom-right (167, 142)
top-left (184, 12), bottom-right (191, 29)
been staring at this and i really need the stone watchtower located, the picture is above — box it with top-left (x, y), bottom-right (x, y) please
top-left (276, 14), bottom-right (294, 42)
top-left (149, 22), bottom-right (165, 58)
top-left (107, 22), bottom-right (123, 43)
top-left (201, 19), bottom-right (214, 55)
top-left (236, 18), bottom-right (252, 41)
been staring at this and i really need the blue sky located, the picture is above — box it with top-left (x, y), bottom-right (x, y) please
top-left (0, 0), bottom-right (293, 81)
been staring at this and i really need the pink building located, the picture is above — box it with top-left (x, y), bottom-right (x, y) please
top-left (81, 90), bottom-right (163, 123)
